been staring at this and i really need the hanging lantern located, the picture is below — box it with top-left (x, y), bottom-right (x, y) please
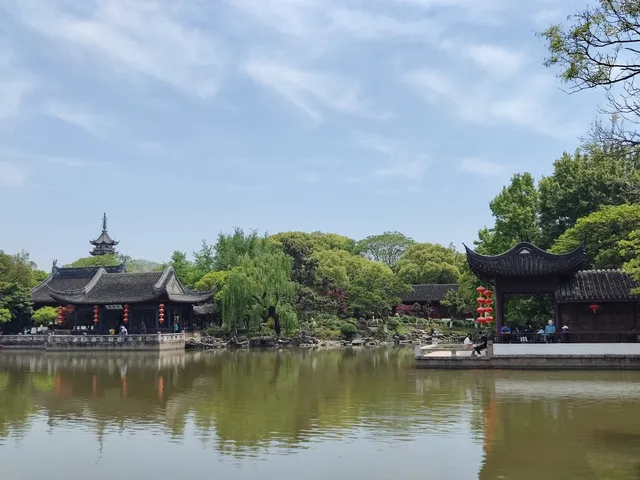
top-left (159, 303), bottom-right (165, 324)
top-left (484, 297), bottom-right (493, 305)
top-left (476, 296), bottom-right (485, 303)
top-left (589, 303), bottom-right (600, 314)
top-left (477, 317), bottom-right (485, 324)
top-left (56, 306), bottom-right (64, 325)
top-left (476, 286), bottom-right (486, 294)
top-left (484, 290), bottom-right (493, 297)
top-left (93, 305), bottom-right (99, 324)
top-left (123, 304), bottom-right (129, 323)
top-left (485, 316), bottom-right (494, 323)
top-left (476, 306), bottom-right (486, 314)
top-left (484, 306), bottom-right (493, 313)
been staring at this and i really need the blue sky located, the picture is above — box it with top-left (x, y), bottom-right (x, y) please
top-left (0, 0), bottom-right (602, 269)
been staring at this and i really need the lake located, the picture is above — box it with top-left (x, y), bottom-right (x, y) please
top-left (1, 348), bottom-right (640, 480)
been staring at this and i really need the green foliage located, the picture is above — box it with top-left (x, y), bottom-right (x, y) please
top-left (32, 270), bottom-right (48, 284)
top-left (387, 317), bottom-right (400, 330)
top-left (0, 309), bottom-right (10, 324)
top-left (441, 266), bottom-right (480, 319)
top-left (221, 251), bottom-right (297, 336)
top-left (476, 173), bottom-right (539, 255)
top-left (0, 282), bottom-right (34, 332)
top-left (552, 204), bottom-right (640, 269)
top-left (622, 228), bottom-right (640, 293)
top-left (123, 258), bottom-right (162, 273)
top-left (541, 1), bottom-right (640, 147)
top-left (356, 231), bottom-right (414, 268)
top-left (194, 271), bottom-right (229, 293)
top-left (0, 250), bottom-right (39, 287)
top-left (340, 322), bottom-right (357, 339)
top-left (396, 243), bottom-right (462, 284)
top-left (66, 254), bottom-right (120, 268)
top-left (204, 326), bottom-right (224, 337)
top-left (213, 227), bottom-right (267, 271)
top-left (32, 307), bottom-right (57, 325)
top-left (538, 148), bottom-right (640, 247)
top-left (167, 251), bottom-right (196, 286)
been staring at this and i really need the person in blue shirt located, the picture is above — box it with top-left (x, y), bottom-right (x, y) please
top-left (544, 320), bottom-right (556, 342)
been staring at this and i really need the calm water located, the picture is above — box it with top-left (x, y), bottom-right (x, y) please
top-left (1, 349), bottom-right (640, 480)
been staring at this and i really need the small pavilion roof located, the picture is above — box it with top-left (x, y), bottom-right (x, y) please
top-left (464, 242), bottom-right (587, 279)
top-left (401, 284), bottom-right (458, 303)
top-left (37, 266), bottom-right (215, 305)
top-left (556, 269), bottom-right (639, 302)
top-left (32, 264), bottom-right (126, 304)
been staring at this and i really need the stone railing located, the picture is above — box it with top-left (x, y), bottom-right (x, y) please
top-left (0, 333), bottom-right (185, 351)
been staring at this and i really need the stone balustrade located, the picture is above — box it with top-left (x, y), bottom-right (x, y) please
top-left (0, 333), bottom-right (185, 351)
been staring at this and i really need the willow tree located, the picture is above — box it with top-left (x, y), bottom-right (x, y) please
top-left (221, 251), bottom-right (297, 336)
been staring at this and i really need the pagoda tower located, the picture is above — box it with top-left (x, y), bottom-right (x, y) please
top-left (90, 213), bottom-right (119, 256)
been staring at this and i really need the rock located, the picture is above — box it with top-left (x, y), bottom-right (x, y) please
top-left (351, 339), bottom-right (364, 346)
top-left (289, 331), bottom-right (319, 347)
top-left (228, 336), bottom-right (250, 349)
top-left (249, 337), bottom-right (279, 348)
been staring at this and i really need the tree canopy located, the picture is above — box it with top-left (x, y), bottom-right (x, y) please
top-left (396, 243), bottom-right (462, 285)
top-left (356, 231), bottom-right (414, 268)
top-left (65, 255), bottom-right (120, 268)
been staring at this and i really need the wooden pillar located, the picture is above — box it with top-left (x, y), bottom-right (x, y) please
top-left (494, 281), bottom-right (504, 333)
top-left (554, 300), bottom-right (561, 331)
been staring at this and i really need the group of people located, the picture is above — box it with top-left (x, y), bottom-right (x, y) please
top-left (499, 320), bottom-right (570, 343)
top-left (464, 333), bottom-right (489, 356)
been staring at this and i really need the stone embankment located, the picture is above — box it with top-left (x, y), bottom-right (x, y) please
top-left (185, 329), bottom-right (464, 350)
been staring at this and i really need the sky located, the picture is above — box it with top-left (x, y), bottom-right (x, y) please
top-left (0, 0), bottom-right (603, 270)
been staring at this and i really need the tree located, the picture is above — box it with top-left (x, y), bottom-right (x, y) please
top-left (65, 255), bottom-right (120, 268)
top-left (123, 259), bottom-right (162, 273)
top-left (167, 251), bottom-right (195, 286)
top-left (192, 240), bottom-right (216, 282)
top-left (213, 228), bottom-right (266, 271)
top-left (0, 308), bottom-right (10, 324)
top-left (441, 266), bottom-right (480, 319)
top-left (0, 250), bottom-right (38, 287)
top-left (541, 0), bottom-right (640, 147)
top-left (395, 243), bottom-right (462, 284)
top-left (538, 147), bottom-right (640, 247)
top-left (476, 173), bottom-right (539, 255)
top-left (621, 229), bottom-right (640, 291)
top-left (32, 307), bottom-right (58, 325)
top-left (356, 231), bottom-right (415, 268)
top-left (551, 204), bottom-right (640, 269)
top-left (0, 282), bottom-right (34, 333)
top-left (221, 251), bottom-right (297, 336)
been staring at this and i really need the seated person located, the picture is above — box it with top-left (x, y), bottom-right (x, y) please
top-left (473, 335), bottom-right (488, 356)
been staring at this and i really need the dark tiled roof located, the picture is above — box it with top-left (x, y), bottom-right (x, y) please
top-left (90, 232), bottom-right (118, 246)
top-left (193, 304), bottom-right (215, 315)
top-left (42, 267), bottom-right (216, 305)
top-left (464, 242), bottom-right (586, 279)
top-left (401, 284), bottom-right (458, 303)
top-left (556, 269), bottom-right (639, 302)
top-left (32, 264), bottom-right (126, 304)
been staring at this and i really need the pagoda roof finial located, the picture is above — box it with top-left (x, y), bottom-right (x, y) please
top-left (102, 212), bottom-right (107, 232)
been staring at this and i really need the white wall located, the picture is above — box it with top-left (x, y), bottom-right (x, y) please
top-left (493, 343), bottom-right (640, 356)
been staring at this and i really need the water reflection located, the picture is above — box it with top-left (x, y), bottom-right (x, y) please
top-left (0, 350), bottom-right (639, 479)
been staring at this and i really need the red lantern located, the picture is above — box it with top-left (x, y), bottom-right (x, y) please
top-left (123, 304), bottom-right (129, 323)
top-left (476, 296), bottom-right (485, 303)
top-left (476, 286), bottom-right (486, 294)
top-left (484, 306), bottom-right (493, 313)
top-left (159, 303), bottom-right (165, 324)
top-left (484, 298), bottom-right (493, 305)
top-left (589, 303), bottom-right (600, 314)
top-left (484, 290), bottom-right (493, 297)
top-left (476, 307), bottom-right (486, 314)
top-left (93, 305), bottom-right (99, 324)
top-left (477, 317), bottom-right (485, 323)
top-left (485, 316), bottom-right (494, 323)
top-left (56, 306), bottom-right (64, 325)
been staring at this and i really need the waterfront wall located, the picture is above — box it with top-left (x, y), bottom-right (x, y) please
top-left (0, 333), bottom-right (185, 351)
top-left (415, 355), bottom-right (640, 370)
top-left (493, 343), bottom-right (640, 356)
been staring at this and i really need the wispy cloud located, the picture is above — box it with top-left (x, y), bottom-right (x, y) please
top-left (356, 132), bottom-right (431, 182)
top-left (466, 44), bottom-right (526, 78)
top-left (0, 49), bottom-right (36, 123)
top-left (458, 158), bottom-right (508, 177)
top-left (43, 101), bottom-right (111, 138)
top-left (7, 0), bottom-right (227, 98)
top-left (0, 162), bottom-right (28, 187)
top-left (244, 59), bottom-right (387, 122)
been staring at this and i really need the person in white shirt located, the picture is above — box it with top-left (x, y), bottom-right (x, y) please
top-left (464, 334), bottom-right (473, 350)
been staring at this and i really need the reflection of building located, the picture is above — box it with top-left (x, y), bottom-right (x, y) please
top-left (465, 242), bottom-right (639, 332)
top-left (400, 284), bottom-right (460, 318)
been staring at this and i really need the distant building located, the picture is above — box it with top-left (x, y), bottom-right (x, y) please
top-left (90, 213), bottom-right (118, 256)
top-left (400, 284), bottom-right (459, 319)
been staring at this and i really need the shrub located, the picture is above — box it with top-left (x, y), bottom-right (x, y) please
top-left (314, 326), bottom-right (342, 339)
top-left (340, 322), bottom-right (358, 339)
top-left (387, 317), bottom-right (400, 330)
top-left (32, 306), bottom-right (57, 325)
top-left (204, 326), bottom-right (224, 337)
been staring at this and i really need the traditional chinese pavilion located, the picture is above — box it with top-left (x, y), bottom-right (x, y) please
top-left (32, 263), bottom-right (216, 333)
top-left (464, 242), bottom-right (640, 332)
top-left (90, 213), bottom-right (118, 256)
top-left (400, 284), bottom-right (460, 318)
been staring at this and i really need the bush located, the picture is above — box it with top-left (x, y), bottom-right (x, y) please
top-left (32, 306), bottom-right (57, 325)
top-left (314, 326), bottom-right (342, 339)
top-left (204, 326), bottom-right (224, 337)
top-left (340, 322), bottom-right (357, 339)
top-left (387, 317), bottom-right (400, 330)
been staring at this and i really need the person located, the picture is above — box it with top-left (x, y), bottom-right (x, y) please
top-left (473, 334), bottom-right (488, 356)
top-left (544, 320), bottom-right (556, 342)
top-left (560, 325), bottom-right (570, 343)
top-left (464, 333), bottom-right (473, 351)
top-left (120, 325), bottom-right (128, 336)
top-left (500, 324), bottom-right (512, 343)
top-left (174, 322), bottom-right (180, 333)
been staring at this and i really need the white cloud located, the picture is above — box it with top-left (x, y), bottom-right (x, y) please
top-left (458, 158), bottom-right (508, 177)
top-left (7, 0), bottom-right (227, 98)
top-left (0, 162), bottom-right (28, 187)
top-left (356, 132), bottom-right (431, 182)
top-left (43, 101), bottom-right (111, 138)
top-left (0, 49), bottom-right (36, 123)
top-left (466, 44), bottom-right (526, 78)
top-left (403, 69), bottom-right (583, 138)
top-left (244, 59), bottom-right (386, 121)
